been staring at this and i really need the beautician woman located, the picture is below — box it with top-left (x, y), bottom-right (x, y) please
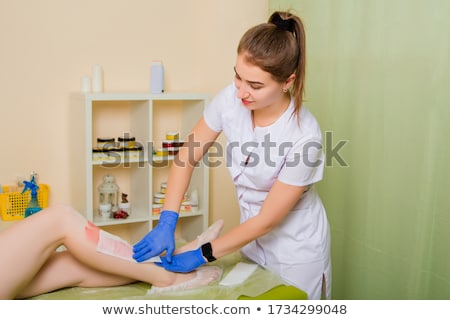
top-left (133, 11), bottom-right (331, 300)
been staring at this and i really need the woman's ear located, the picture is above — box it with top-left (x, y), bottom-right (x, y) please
top-left (284, 73), bottom-right (296, 90)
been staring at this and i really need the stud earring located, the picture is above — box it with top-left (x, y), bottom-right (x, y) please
top-left (282, 88), bottom-right (288, 93)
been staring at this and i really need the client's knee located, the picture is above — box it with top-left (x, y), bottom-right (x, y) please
top-left (44, 204), bottom-right (83, 226)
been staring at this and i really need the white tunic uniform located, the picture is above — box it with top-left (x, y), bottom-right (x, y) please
top-left (204, 84), bottom-right (331, 299)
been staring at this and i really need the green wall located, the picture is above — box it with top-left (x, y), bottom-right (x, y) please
top-left (269, 0), bottom-right (450, 299)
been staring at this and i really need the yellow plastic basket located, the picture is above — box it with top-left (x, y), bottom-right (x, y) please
top-left (0, 184), bottom-right (49, 221)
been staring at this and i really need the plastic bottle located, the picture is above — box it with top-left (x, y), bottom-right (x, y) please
top-left (150, 61), bottom-right (164, 93)
top-left (21, 176), bottom-right (42, 218)
top-left (190, 188), bottom-right (199, 212)
top-left (92, 65), bottom-right (103, 93)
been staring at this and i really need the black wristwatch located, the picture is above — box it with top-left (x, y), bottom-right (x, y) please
top-left (201, 242), bottom-right (216, 262)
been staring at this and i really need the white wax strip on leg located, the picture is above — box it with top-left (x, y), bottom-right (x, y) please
top-left (147, 266), bottom-right (223, 295)
top-left (219, 262), bottom-right (258, 286)
top-left (141, 256), bottom-right (162, 263)
top-left (96, 230), bottom-right (162, 263)
top-left (96, 230), bottom-right (135, 262)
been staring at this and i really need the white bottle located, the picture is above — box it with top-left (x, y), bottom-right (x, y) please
top-left (81, 75), bottom-right (91, 93)
top-left (150, 61), bottom-right (164, 93)
top-left (92, 65), bottom-right (103, 93)
top-left (190, 188), bottom-right (199, 212)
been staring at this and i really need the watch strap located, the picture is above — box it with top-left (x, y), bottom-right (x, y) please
top-left (200, 242), bottom-right (216, 262)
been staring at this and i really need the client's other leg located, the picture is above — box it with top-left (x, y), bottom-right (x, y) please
top-left (15, 251), bottom-right (134, 299)
top-left (0, 204), bottom-right (76, 298)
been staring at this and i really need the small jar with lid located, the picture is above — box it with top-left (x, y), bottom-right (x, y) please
top-left (97, 137), bottom-right (116, 150)
top-left (180, 201), bottom-right (192, 212)
top-left (162, 140), bottom-right (180, 156)
top-left (160, 182), bottom-right (167, 194)
top-left (154, 148), bottom-right (169, 158)
top-left (153, 192), bottom-right (165, 204)
top-left (152, 204), bottom-right (163, 215)
top-left (165, 131), bottom-right (179, 141)
top-left (118, 202), bottom-right (131, 216)
top-left (99, 203), bottom-right (112, 219)
top-left (126, 146), bottom-right (144, 159)
top-left (118, 136), bottom-right (136, 148)
top-left (92, 148), bottom-right (109, 161)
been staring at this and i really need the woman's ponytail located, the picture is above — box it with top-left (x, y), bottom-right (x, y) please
top-left (238, 11), bottom-right (307, 118)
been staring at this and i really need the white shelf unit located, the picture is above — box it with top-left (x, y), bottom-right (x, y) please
top-left (70, 92), bottom-right (209, 243)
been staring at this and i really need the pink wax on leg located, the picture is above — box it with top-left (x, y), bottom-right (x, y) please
top-left (97, 230), bottom-right (134, 262)
top-left (85, 221), bottom-right (134, 262)
top-left (84, 221), bottom-right (100, 244)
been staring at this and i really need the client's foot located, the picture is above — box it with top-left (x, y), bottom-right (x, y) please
top-left (196, 219), bottom-right (224, 248)
top-left (147, 266), bottom-right (223, 295)
top-left (176, 219), bottom-right (224, 253)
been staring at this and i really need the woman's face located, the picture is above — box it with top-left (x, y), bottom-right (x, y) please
top-left (234, 53), bottom-right (286, 111)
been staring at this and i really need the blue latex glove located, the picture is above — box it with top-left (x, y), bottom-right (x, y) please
top-left (156, 248), bottom-right (206, 273)
top-left (133, 210), bottom-right (178, 263)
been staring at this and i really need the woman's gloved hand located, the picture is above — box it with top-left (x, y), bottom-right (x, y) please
top-left (133, 210), bottom-right (178, 263)
top-left (157, 248), bottom-right (206, 273)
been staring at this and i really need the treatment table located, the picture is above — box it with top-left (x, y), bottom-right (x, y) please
top-left (30, 252), bottom-right (307, 300)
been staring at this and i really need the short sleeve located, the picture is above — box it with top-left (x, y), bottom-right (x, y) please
top-left (203, 85), bottom-right (234, 133)
top-left (278, 138), bottom-right (325, 187)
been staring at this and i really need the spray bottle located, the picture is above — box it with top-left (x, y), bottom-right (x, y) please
top-left (21, 175), bottom-right (42, 218)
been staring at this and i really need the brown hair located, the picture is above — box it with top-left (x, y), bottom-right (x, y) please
top-left (237, 11), bottom-right (306, 118)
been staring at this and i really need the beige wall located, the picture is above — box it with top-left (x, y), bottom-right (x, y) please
top-left (0, 0), bottom-right (269, 233)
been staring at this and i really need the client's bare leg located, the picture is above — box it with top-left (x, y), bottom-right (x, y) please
top-left (0, 204), bottom-right (222, 299)
top-left (84, 218), bottom-right (224, 262)
top-left (15, 251), bottom-right (134, 299)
